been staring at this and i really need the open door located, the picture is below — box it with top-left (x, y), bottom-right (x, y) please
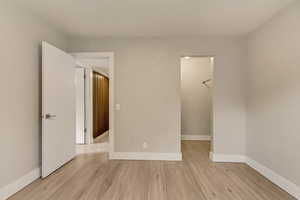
top-left (42, 42), bottom-right (76, 178)
top-left (75, 68), bottom-right (85, 144)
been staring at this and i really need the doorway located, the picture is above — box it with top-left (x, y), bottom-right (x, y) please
top-left (42, 42), bottom-right (115, 177)
top-left (72, 52), bottom-right (114, 155)
top-left (92, 71), bottom-right (109, 143)
top-left (180, 56), bottom-right (214, 152)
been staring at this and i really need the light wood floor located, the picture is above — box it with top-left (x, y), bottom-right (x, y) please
top-left (9, 141), bottom-right (295, 200)
top-left (94, 131), bottom-right (109, 143)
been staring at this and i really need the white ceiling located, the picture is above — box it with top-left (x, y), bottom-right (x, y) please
top-left (16, 0), bottom-right (295, 37)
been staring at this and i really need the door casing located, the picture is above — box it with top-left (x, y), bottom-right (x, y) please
top-left (71, 52), bottom-right (115, 158)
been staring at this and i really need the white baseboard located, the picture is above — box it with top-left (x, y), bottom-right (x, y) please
top-left (0, 168), bottom-right (40, 200)
top-left (209, 152), bottom-right (246, 163)
top-left (76, 142), bottom-right (109, 155)
top-left (110, 152), bottom-right (182, 161)
top-left (181, 135), bottom-right (211, 141)
top-left (246, 157), bottom-right (300, 199)
top-left (209, 152), bottom-right (300, 199)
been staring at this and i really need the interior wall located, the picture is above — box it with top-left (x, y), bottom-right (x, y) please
top-left (68, 37), bottom-right (246, 155)
top-left (0, 2), bottom-right (67, 188)
top-left (181, 57), bottom-right (213, 137)
top-left (247, 1), bottom-right (300, 186)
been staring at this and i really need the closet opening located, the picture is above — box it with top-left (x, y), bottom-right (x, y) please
top-left (180, 56), bottom-right (214, 156)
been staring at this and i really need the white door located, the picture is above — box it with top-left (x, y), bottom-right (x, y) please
top-left (75, 68), bottom-right (85, 144)
top-left (42, 42), bottom-right (76, 178)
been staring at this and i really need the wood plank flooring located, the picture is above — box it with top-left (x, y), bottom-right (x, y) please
top-left (8, 141), bottom-right (295, 200)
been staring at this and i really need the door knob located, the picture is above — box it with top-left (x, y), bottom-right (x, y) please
top-left (45, 113), bottom-right (56, 119)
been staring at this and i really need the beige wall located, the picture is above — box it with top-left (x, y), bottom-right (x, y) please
top-left (247, 1), bottom-right (300, 186)
top-left (2, 0), bottom-right (299, 195)
top-left (181, 57), bottom-right (212, 136)
top-left (0, 2), bottom-right (67, 188)
top-left (68, 37), bottom-right (246, 155)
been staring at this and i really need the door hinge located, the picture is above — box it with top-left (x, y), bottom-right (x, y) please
top-left (84, 128), bottom-right (87, 133)
top-left (84, 74), bottom-right (86, 79)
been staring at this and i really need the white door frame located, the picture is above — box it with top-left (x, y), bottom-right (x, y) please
top-left (180, 55), bottom-right (215, 152)
top-left (75, 67), bottom-right (86, 144)
top-left (71, 52), bottom-right (115, 158)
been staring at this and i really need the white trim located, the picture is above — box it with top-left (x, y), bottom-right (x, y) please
top-left (71, 52), bottom-right (115, 159)
top-left (209, 153), bottom-right (300, 199)
top-left (75, 68), bottom-right (85, 144)
top-left (0, 168), bottom-right (40, 200)
top-left (209, 151), bottom-right (214, 161)
top-left (93, 67), bottom-right (109, 77)
top-left (85, 68), bottom-right (94, 144)
top-left (181, 135), bottom-right (211, 141)
top-left (108, 53), bottom-right (115, 159)
top-left (110, 152), bottom-right (182, 161)
top-left (246, 158), bottom-right (300, 199)
top-left (209, 152), bottom-right (246, 163)
top-left (76, 142), bottom-right (109, 154)
top-left (75, 59), bottom-right (109, 77)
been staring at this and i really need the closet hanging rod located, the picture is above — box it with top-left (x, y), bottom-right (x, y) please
top-left (202, 79), bottom-right (212, 85)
